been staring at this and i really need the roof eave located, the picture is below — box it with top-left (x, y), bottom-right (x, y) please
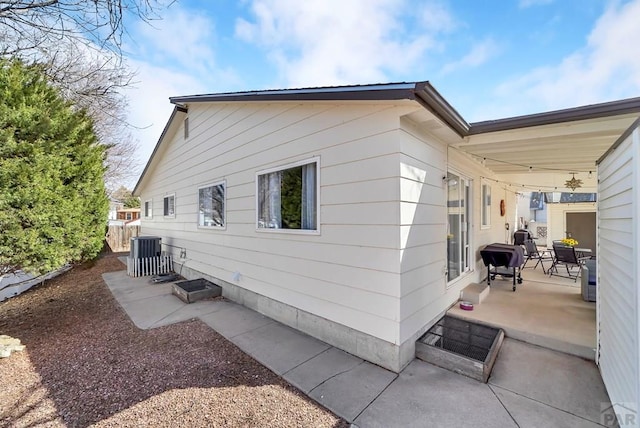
top-left (469, 96), bottom-right (640, 135)
top-left (169, 81), bottom-right (472, 138)
top-left (169, 82), bottom-right (421, 104)
top-left (597, 115), bottom-right (640, 165)
top-left (413, 82), bottom-right (470, 137)
top-left (132, 105), bottom-right (187, 196)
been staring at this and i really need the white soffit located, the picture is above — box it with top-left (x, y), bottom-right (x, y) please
top-left (453, 113), bottom-right (639, 174)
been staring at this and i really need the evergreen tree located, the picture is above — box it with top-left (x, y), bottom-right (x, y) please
top-left (0, 59), bottom-right (109, 275)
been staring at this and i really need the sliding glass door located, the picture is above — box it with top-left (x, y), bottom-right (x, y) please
top-left (447, 172), bottom-right (471, 283)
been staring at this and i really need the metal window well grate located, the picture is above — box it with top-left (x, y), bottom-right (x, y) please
top-left (416, 315), bottom-right (504, 382)
top-left (172, 278), bottom-right (222, 304)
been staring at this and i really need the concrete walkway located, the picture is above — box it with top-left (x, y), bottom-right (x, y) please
top-left (102, 270), bottom-right (614, 427)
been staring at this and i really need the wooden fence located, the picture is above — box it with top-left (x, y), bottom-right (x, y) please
top-left (105, 225), bottom-right (140, 252)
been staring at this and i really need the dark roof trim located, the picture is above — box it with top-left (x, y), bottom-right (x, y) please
top-left (133, 106), bottom-right (187, 195)
top-left (596, 115), bottom-right (640, 165)
top-left (413, 82), bottom-right (470, 136)
top-left (170, 82), bottom-right (420, 104)
top-left (469, 96), bottom-right (640, 135)
top-left (170, 81), bottom-right (471, 137)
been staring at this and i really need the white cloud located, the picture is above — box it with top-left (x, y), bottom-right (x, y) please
top-left (122, 5), bottom-right (241, 187)
top-left (235, 0), bottom-right (443, 87)
top-left (488, 0), bottom-right (640, 118)
top-left (441, 38), bottom-right (500, 74)
top-left (128, 7), bottom-right (217, 73)
top-left (419, 0), bottom-right (458, 33)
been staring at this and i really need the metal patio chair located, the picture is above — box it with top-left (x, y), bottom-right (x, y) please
top-left (549, 244), bottom-right (590, 282)
top-left (522, 240), bottom-right (554, 274)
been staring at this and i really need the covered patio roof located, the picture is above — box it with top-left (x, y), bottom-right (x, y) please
top-left (453, 101), bottom-right (640, 176)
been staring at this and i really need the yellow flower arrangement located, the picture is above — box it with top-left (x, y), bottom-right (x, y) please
top-left (561, 238), bottom-right (579, 247)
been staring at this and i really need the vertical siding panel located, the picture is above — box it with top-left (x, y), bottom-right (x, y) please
top-left (597, 125), bottom-right (640, 416)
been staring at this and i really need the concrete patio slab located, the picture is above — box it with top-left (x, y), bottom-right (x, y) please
top-left (284, 347), bottom-right (364, 393)
top-left (102, 270), bottom-right (150, 290)
top-left (355, 359), bottom-right (516, 428)
top-left (488, 339), bottom-right (611, 424)
top-left (100, 270), bottom-right (617, 427)
top-left (308, 360), bottom-right (397, 422)
top-left (118, 294), bottom-right (186, 329)
top-left (197, 301), bottom-right (275, 339)
top-left (448, 268), bottom-right (596, 360)
top-left (491, 386), bottom-right (604, 428)
top-left (147, 299), bottom-right (227, 328)
top-left (110, 281), bottom-right (173, 303)
top-left (103, 270), bottom-right (176, 304)
top-left (231, 322), bottom-right (331, 375)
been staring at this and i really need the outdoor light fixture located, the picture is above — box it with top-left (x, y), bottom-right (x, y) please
top-left (564, 173), bottom-right (583, 191)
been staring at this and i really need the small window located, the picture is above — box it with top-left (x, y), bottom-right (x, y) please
top-left (144, 200), bottom-right (152, 218)
top-left (126, 212), bottom-right (132, 220)
top-left (481, 182), bottom-right (491, 228)
top-left (184, 117), bottom-right (189, 139)
top-left (198, 182), bottom-right (225, 228)
top-left (257, 158), bottom-right (318, 232)
top-left (163, 194), bottom-right (175, 217)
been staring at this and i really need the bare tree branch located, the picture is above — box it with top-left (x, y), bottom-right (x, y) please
top-left (0, 1), bottom-right (168, 55)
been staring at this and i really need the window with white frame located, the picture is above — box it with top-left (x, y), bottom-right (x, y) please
top-left (447, 172), bottom-right (471, 283)
top-left (481, 182), bottom-right (491, 228)
top-left (198, 182), bottom-right (225, 227)
top-left (163, 194), bottom-right (175, 217)
top-left (144, 200), bottom-right (152, 218)
top-left (257, 159), bottom-right (318, 231)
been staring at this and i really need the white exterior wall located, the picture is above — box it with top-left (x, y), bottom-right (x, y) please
top-left (397, 122), bottom-right (504, 346)
top-left (138, 100), bottom-right (512, 371)
top-left (597, 124), bottom-right (640, 417)
top-left (138, 101), bottom-right (421, 347)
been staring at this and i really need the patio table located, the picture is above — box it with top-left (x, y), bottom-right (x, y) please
top-left (575, 248), bottom-right (592, 259)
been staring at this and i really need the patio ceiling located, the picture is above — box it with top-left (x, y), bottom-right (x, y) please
top-left (453, 113), bottom-right (640, 175)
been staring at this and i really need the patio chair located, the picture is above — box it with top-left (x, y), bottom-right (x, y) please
top-left (513, 229), bottom-right (533, 246)
top-left (549, 244), bottom-right (590, 282)
top-left (522, 240), bottom-right (553, 274)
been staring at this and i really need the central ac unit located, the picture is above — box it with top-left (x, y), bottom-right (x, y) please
top-left (130, 236), bottom-right (162, 259)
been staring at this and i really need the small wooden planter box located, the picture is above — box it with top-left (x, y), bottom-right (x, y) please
top-left (172, 278), bottom-right (221, 304)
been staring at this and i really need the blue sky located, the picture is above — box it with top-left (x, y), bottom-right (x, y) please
top-left (121, 0), bottom-right (640, 185)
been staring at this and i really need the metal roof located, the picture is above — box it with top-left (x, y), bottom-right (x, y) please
top-left (170, 82), bottom-right (420, 103)
top-left (134, 81), bottom-right (640, 193)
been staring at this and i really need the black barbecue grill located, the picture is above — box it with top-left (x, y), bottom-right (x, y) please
top-left (480, 243), bottom-right (524, 291)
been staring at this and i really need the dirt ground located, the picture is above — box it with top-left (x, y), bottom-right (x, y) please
top-left (0, 253), bottom-right (348, 428)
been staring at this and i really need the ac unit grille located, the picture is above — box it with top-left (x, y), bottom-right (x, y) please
top-left (130, 237), bottom-right (162, 259)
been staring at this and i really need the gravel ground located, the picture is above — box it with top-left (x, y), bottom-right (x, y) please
top-left (0, 254), bottom-right (348, 428)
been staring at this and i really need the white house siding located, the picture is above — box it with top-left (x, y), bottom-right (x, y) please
top-left (397, 122), bottom-right (504, 354)
top-left (597, 124), bottom-right (640, 416)
top-left (138, 101), bottom-right (425, 350)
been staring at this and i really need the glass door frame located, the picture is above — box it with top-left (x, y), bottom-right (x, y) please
top-left (446, 170), bottom-right (472, 286)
